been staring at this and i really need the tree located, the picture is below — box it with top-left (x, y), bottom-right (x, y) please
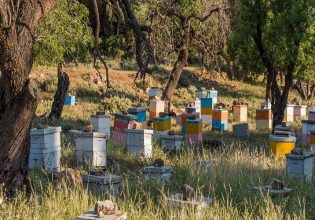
top-left (0, 0), bottom-right (151, 198)
top-left (146, 0), bottom-right (230, 106)
top-left (228, 0), bottom-right (314, 127)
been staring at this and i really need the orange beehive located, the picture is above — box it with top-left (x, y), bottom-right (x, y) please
top-left (233, 105), bottom-right (248, 122)
top-left (256, 109), bottom-right (272, 120)
top-left (149, 111), bottom-right (160, 119)
top-left (212, 109), bottom-right (228, 121)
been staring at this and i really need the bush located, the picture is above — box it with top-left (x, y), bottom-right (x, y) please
top-left (101, 96), bottom-right (133, 114)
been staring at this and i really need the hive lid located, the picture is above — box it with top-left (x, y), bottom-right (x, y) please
top-left (160, 135), bottom-right (184, 140)
top-left (186, 119), bottom-right (202, 124)
top-left (286, 152), bottom-right (314, 160)
top-left (81, 174), bottom-right (122, 184)
top-left (91, 114), bottom-right (110, 119)
top-left (286, 104), bottom-right (296, 107)
top-left (311, 126), bottom-right (315, 133)
top-left (269, 133), bottom-right (296, 142)
top-left (114, 112), bottom-right (137, 121)
top-left (30, 127), bottom-right (62, 135)
top-left (125, 129), bottom-right (154, 134)
top-left (153, 117), bottom-right (171, 121)
top-left (74, 131), bottom-right (108, 138)
top-left (128, 107), bottom-right (147, 113)
top-left (142, 166), bottom-right (172, 173)
top-left (76, 210), bottom-right (126, 220)
top-left (302, 120), bottom-right (315, 124)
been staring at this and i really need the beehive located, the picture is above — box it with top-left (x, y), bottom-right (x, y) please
top-left (185, 119), bottom-right (203, 143)
top-left (29, 127), bottom-right (61, 172)
top-left (149, 100), bottom-right (165, 119)
top-left (113, 113), bottom-right (137, 142)
top-left (233, 123), bottom-right (249, 137)
top-left (294, 105), bottom-right (307, 119)
top-left (309, 109), bottom-right (315, 120)
top-left (286, 153), bottom-right (313, 182)
top-left (200, 97), bottom-right (214, 125)
top-left (153, 117), bottom-right (171, 131)
top-left (90, 112), bottom-right (110, 137)
top-left (256, 109), bottom-right (272, 131)
top-left (160, 135), bottom-right (184, 152)
top-left (181, 112), bottom-right (200, 135)
top-left (125, 129), bottom-right (153, 158)
top-left (148, 88), bottom-right (160, 97)
top-left (193, 99), bottom-right (201, 113)
top-left (233, 105), bottom-right (247, 122)
top-left (212, 109), bottom-right (228, 131)
top-left (195, 89), bottom-right (208, 99)
top-left (142, 166), bottom-right (172, 181)
top-left (64, 95), bottom-right (75, 106)
top-left (284, 105), bottom-right (295, 122)
top-left (310, 127), bottom-right (315, 152)
top-left (81, 174), bottom-right (122, 197)
top-left (76, 210), bottom-right (127, 220)
top-left (260, 101), bottom-right (271, 109)
top-left (302, 120), bottom-right (315, 146)
top-left (208, 90), bottom-right (218, 104)
top-left (74, 132), bottom-right (107, 168)
top-left (269, 131), bottom-right (296, 157)
top-left (128, 107), bottom-right (147, 122)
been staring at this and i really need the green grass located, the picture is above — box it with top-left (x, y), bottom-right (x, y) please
top-left (2, 65), bottom-right (313, 219)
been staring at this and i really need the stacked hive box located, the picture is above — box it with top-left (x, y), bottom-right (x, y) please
top-left (301, 120), bottom-right (315, 146)
top-left (269, 131), bottom-right (296, 157)
top-left (74, 132), bottom-right (107, 168)
top-left (64, 95), bottom-right (75, 106)
top-left (256, 109), bottom-right (272, 131)
top-left (212, 109), bottom-right (228, 131)
top-left (29, 127), bottom-right (61, 172)
top-left (153, 116), bottom-right (171, 135)
top-left (309, 109), bottom-right (315, 120)
top-left (160, 135), bottom-right (184, 152)
top-left (195, 89), bottom-right (208, 99)
top-left (233, 123), bottom-right (249, 137)
top-left (181, 111), bottom-right (200, 135)
top-left (208, 90), bottom-right (218, 104)
top-left (193, 99), bottom-right (201, 114)
top-left (310, 127), bottom-right (315, 152)
top-left (232, 105), bottom-right (247, 122)
top-left (286, 153), bottom-right (313, 182)
top-left (294, 105), bottom-right (307, 119)
top-left (128, 107), bottom-right (147, 128)
top-left (125, 129), bottom-right (153, 158)
top-left (284, 105), bottom-right (295, 122)
top-left (149, 100), bottom-right (165, 119)
top-left (185, 119), bottom-right (202, 143)
top-left (149, 88), bottom-right (160, 100)
top-left (90, 112), bottom-right (110, 137)
top-left (113, 113), bottom-right (137, 142)
top-left (200, 97), bottom-right (214, 125)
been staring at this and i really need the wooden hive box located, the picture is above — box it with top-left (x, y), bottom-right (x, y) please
top-left (148, 88), bottom-right (160, 97)
top-left (142, 166), bottom-right (172, 181)
top-left (64, 95), bottom-right (75, 106)
top-left (233, 123), bottom-right (249, 137)
top-left (160, 135), bottom-right (184, 152)
top-left (29, 127), bottom-right (62, 172)
top-left (256, 109), bottom-right (272, 131)
top-left (284, 105), bottom-right (295, 122)
top-left (233, 105), bottom-right (248, 122)
top-left (125, 129), bottom-right (153, 158)
top-left (74, 132), bottom-right (107, 168)
top-left (294, 105), bottom-right (307, 118)
top-left (195, 89), bottom-right (208, 99)
top-left (153, 117), bottom-right (171, 131)
top-left (128, 107), bottom-right (147, 122)
top-left (149, 100), bottom-right (165, 114)
top-left (186, 119), bottom-right (202, 135)
top-left (286, 152), bottom-right (314, 182)
top-left (302, 120), bottom-right (315, 146)
top-left (76, 210), bottom-right (127, 220)
top-left (212, 109), bottom-right (228, 131)
top-left (91, 113), bottom-right (111, 137)
top-left (81, 174), bottom-right (122, 197)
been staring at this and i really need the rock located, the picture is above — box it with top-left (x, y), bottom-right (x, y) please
top-left (153, 158), bottom-right (164, 167)
top-left (182, 184), bottom-right (195, 201)
top-left (94, 200), bottom-right (117, 217)
top-left (270, 178), bottom-right (284, 190)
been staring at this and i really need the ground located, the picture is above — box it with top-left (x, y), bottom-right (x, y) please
top-left (0, 64), bottom-right (314, 219)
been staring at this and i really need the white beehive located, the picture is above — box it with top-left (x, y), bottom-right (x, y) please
top-left (81, 174), bottom-right (122, 197)
top-left (284, 105), bottom-right (295, 122)
top-left (286, 152), bottom-right (314, 182)
top-left (76, 210), bottom-right (127, 220)
top-left (90, 114), bottom-right (111, 137)
top-left (125, 129), bottom-right (153, 158)
top-left (29, 127), bottom-right (61, 172)
top-left (74, 132), bottom-right (107, 168)
top-left (149, 88), bottom-right (160, 97)
top-left (142, 166), bottom-right (172, 181)
top-left (160, 135), bottom-right (184, 152)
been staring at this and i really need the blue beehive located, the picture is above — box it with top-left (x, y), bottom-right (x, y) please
top-left (200, 98), bottom-right (214, 108)
top-left (64, 95), bottom-right (75, 106)
top-left (128, 107), bottom-right (147, 122)
top-left (212, 120), bottom-right (228, 131)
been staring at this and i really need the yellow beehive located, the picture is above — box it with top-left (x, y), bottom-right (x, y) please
top-left (153, 117), bottom-right (171, 131)
top-left (233, 105), bottom-right (248, 122)
top-left (201, 107), bottom-right (213, 115)
top-left (186, 120), bottom-right (202, 135)
top-left (269, 131), bottom-right (296, 157)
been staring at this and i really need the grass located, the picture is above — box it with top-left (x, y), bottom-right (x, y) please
top-left (1, 65), bottom-right (314, 219)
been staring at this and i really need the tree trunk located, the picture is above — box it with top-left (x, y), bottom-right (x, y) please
top-left (162, 22), bottom-right (191, 108)
top-left (49, 63), bottom-right (70, 119)
top-left (265, 72), bottom-right (272, 101)
top-left (221, 51), bottom-right (234, 80)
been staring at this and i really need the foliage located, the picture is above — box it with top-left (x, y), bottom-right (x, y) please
top-left (101, 96), bottom-right (133, 114)
top-left (34, 0), bottom-right (93, 65)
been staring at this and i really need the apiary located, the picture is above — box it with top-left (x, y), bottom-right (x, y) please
top-left (125, 129), bottom-right (153, 158)
top-left (212, 109), bottom-right (228, 131)
top-left (90, 112), bottom-right (110, 137)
